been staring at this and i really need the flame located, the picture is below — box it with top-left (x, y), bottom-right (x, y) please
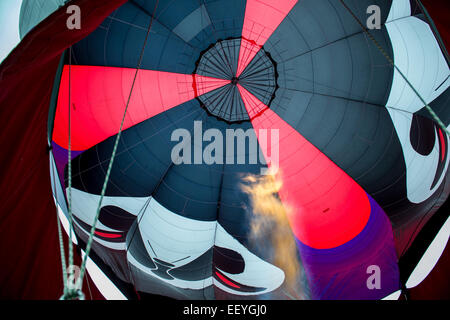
top-left (241, 168), bottom-right (306, 299)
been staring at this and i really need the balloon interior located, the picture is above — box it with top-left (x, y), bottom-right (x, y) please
top-left (18, 0), bottom-right (450, 299)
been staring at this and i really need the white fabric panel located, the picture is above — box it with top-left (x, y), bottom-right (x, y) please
top-left (382, 290), bottom-right (401, 300)
top-left (406, 216), bottom-right (450, 289)
top-left (213, 224), bottom-right (285, 296)
top-left (139, 198), bottom-right (216, 264)
top-left (132, 197), bottom-right (215, 290)
top-left (19, 0), bottom-right (68, 38)
top-left (386, 16), bottom-right (450, 113)
top-left (127, 251), bottom-right (213, 290)
top-left (132, 198), bottom-right (285, 294)
top-left (55, 202), bottom-right (78, 245)
top-left (81, 250), bottom-right (128, 300)
top-left (386, 0), bottom-right (411, 23)
top-left (172, 5), bottom-right (211, 42)
top-left (387, 110), bottom-right (449, 203)
top-left (385, 15), bottom-right (450, 203)
top-left (50, 153), bottom-right (78, 244)
top-left (0, 0), bottom-right (23, 63)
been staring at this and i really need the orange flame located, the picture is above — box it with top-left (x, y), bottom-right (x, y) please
top-left (241, 169), bottom-right (306, 299)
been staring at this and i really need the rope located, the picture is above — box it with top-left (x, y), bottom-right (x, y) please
top-left (52, 159), bottom-right (68, 295)
top-left (338, 0), bottom-right (449, 135)
top-left (75, 0), bottom-right (160, 292)
top-left (67, 47), bottom-right (75, 293)
top-left (55, 212), bottom-right (69, 295)
top-left (59, 47), bottom-right (82, 300)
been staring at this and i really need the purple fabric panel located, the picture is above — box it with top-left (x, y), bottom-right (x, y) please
top-left (297, 194), bottom-right (400, 299)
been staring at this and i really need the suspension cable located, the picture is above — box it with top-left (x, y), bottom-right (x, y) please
top-left (59, 47), bottom-right (75, 300)
top-left (75, 0), bottom-right (160, 294)
top-left (67, 46), bottom-right (75, 292)
top-left (52, 159), bottom-right (68, 296)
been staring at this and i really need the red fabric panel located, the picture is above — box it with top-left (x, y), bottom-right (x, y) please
top-left (236, 0), bottom-right (297, 76)
top-left (238, 85), bottom-right (371, 249)
top-left (53, 65), bottom-right (229, 150)
top-left (0, 0), bottom-right (127, 299)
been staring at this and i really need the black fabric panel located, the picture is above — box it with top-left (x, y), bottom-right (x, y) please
top-left (430, 127), bottom-right (448, 190)
top-left (168, 249), bottom-right (214, 281)
top-left (417, 87), bottom-right (450, 127)
top-left (127, 225), bottom-right (157, 269)
top-left (72, 0), bottom-right (247, 74)
top-left (68, 99), bottom-right (204, 197)
top-left (410, 114), bottom-right (437, 156)
top-left (72, 2), bottom-right (199, 74)
top-left (213, 246), bottom-right (245, 274)
top-left (390, 169), bottom-right (450, 256)
top-left (126, 224), bottom-right (211, 299)
top-left (99, 205), bottom-right (137, 231)
top-left (152, 110), bottom-right (223, 221)
top-left (266, 19), bottom-right (394, 107)
top-left (263, 0), bottom-right (393, 64)
top-left (74, 222), bottom-right (133, 283)
top-left (132, 0), bottom-right (246, 47)
top-left (152, 110), bottom-right (266, 223)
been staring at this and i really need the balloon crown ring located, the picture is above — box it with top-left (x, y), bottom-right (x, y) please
top-left (193, 37), bottom-right (279, 123)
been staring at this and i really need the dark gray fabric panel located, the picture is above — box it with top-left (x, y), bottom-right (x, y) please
top-left (72, 0), bottom-right (247, 74)
top-left (417, 87), bottom-right (450, 126)
top-left (69, 99), bottom-right (205, 197)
